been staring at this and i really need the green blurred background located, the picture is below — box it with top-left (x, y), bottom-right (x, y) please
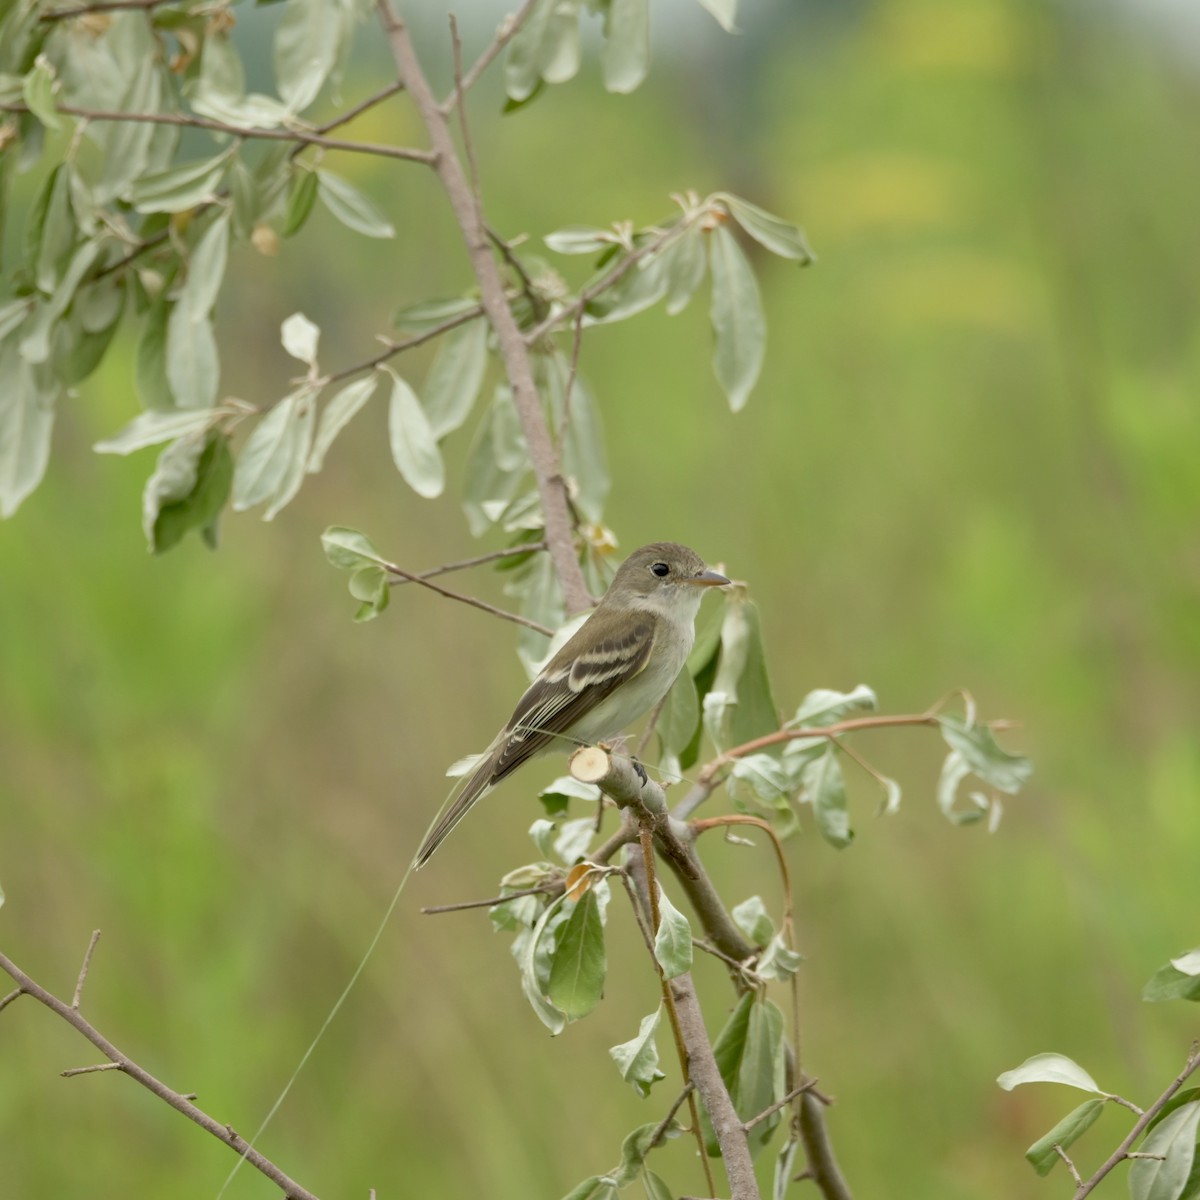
top-left (2, 0), bottom-right (1199, 1196)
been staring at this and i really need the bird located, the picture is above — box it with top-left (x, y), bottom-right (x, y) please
top-left (414, 541), bottom-right (729, 867)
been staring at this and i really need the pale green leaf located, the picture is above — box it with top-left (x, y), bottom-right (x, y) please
top-left (393, 296), bottom-right (480, 336)
top-left (615, 1122), bottom-right (680, 1188)
top-left (661, 226), bottom-right (708, 316)
top-left (788, 684), bottom-right (879, 727)
top-left (609, 1006), bottom-right (665, 1097)
top-left (601, 0), bottom-right (650, 94)
top-left (262, 390), bottom-right (315, 520)
top-left (308, 375), bottom-right (377, 473)
top-left (559, 1177), bottom-right (618, 1200)
top-left (757, 931), bottom-right (804, 982)
top-left (94, 408), bottom-right (216, 454)
top-left (232, 391), bottom-right (306, 512)
top-left (541, 0), bottom-right (584, 83)
top-left (553, 817), bottom-right (597, 864)
top-left (281, 311), bottom-right (319, 365)
top-left (695, 0), bottom-right (739, 32)
top-left (1172, 950), bottom-right (1200, 976)
top-left (653, 885), bottom-right (692, 979)
top-left (22, 55), bottom-right (60, 130)
top-left (136, 295), bottom-right (172, 410)
top-left (20, 240), bottom-right (101, 364)
top-left (274, 0), bottom-right (344, 112)
top-left (521, 894), bottom-right (570, 1034)
top-left (703, 593), bottom-right (778, 751)
top-left (504, 0), bottom-right (556, 102)
top-left (127, 151), bottom-right (232, 214)
top-left (33, 165), bottom-right (74, 294)
top-left (384, 366), bottom-right (444, 498)
top-left (583, 253), bottom-right (668, 325)
top-left (805, 745), bottom-right (853, 847)
top-left (1024, 1099), bottom-right (1105, 1177)
top-left (731, 895), bottom-right (775, 946)
top-left (423, 317), bottom-right (488, 439)
top-left (142, 430), bottom-right (232, 554)
top-left (719, 193), bottom-right (815, 263)
top-left (709, 223), bottom-right (765, 411)
top-left (997, 1053), bottom-right (1104, 1094)
top-left (320, 525), bottom-right (385, 570)
top-left (317, 170), bottom-right (395, 239)
top-left (181, 213), bottom-right (230, 319)
top-left (348, 565), bottom-right (389, 622)
top-left (0, 342), bottom-right (55, 518)
top-left (938, 715), bottom-right (1033, 794)
top-left (0, 299), bottom-right (33, 340)
top-left (774, 1134), bottom-right (800, 1200)
top-left (281, 167), bottom-right (319, 238)
top-left (165, 306), bottom-right (219, 410)
top-left (1129, 1100), bottom-right (1200, 1200)
top-left (643, 1169), bottom-right (674, 1200)
top-left (544, 227), bottom-right (619, 255)
top-left (1143, 962), bottom-right (1200, 1004)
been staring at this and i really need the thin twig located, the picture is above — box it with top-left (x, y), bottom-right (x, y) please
top-left (71, 929), bottom-right (101, 1010)
top-left (61, 1061), bottom-right (124, 1078)
top-left (650, 1081), bottom-right (695, 1143)
top-left (1055, 1145), bottom-right (1084, 1187)
top-left (0, 103), bottom-right (437, 164)
top-left (381, 558), bottom-right (553, 637)
top-left (441, 0), bottom-right (543, 112)
top-left (743, 1080), bottom-right (818, 1132)
top-left (39, 0), bottom-right (164, 19)
top-left (449, 14), bottom-right (484, 225)
top-left (421, 883), bottom-right (562, 914)
top-left (0, 948), bottom-right (320, 1200)
top-left (389, 540), bottom-right (549, 585)
top-left (290, 81), bottom-right (407, 161)
top-left (0, 987), bottom-right (24, 1014)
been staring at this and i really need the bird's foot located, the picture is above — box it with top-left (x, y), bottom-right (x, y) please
top-left (631, 757), bottom-right (649, 787)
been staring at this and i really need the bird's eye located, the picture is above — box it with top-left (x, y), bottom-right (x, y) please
top-left (651, 562), bottom-right (670, 578)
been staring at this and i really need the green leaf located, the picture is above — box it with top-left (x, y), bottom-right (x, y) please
top-left (134, 293), bottom-right (172, 410)
top-left (393, 296), bottom-right (480, 336)
top-left (462, 384), bottom-right (528, 536)
top-left (1143, 962), bottom-right (1200, 1003)
top-left (539, 775), bottom-right (600, 817)
top-left (583, 253), bottom-right (669, 325)
top-left (615, 1121), bottom-right (679, 1187)
top-left (731, 753), bottom-right (799, 806)
top-left (348, 565), bottom-right (390, 623)
top-left (1129, 1100), bottom-right (1200, 1200)
top-left (938, 715), bottom-right (1033, 794)
top-left (317, 170), bottom-right (395, 239)
top-left (22, 55), bottom-right (60, 130)
top-left (757, 931), bottom-right (804, 982)
top-left (281, 311), bottom-right (319, 366)
top-left (231, 390), bottom-right (312, 514)
top-left (20, 240), bottom-right (100, 364)
top-left (643, 1169), bottom-right (674, 1200)
top-left (546, 889), bottom-right (607, 1019)
top-left (609, 1006), bottom-right (665, 1098)
top-left (321, 525), bottom-right (385, 570)
top-left (661, 226), bottom-right (708, 316)
top-left (554, 361), bottom-right (610, 524)
top-left (653, 886), bottom-right (692, 979)
top-left (127, 151), bottom-right (232, 214)
top-left (703, 593), bottom-right (778, 751)
top-left (658, 669), bottom-right (700, 763)
top-left (773, 1133), bottom-right (800, 1200)
top-left (937, 749), bottom-right (987, 825)
top-left (1172, 950), bottom-right (1200, 976)
top-left (0, 341), bottom-right (55, 518)
top-left (521, 895), bottom-right (570, 1034)
top-left (0, 299), bottom-right (33, 340)
top-left (143, 430), bottom-right (232, 554)
top-left (94, 408), bottom-right (217, 455)
top-left (504, 0), bottom-right (556, 102)
top-left (601, 0), bottom-right (650, 94)
top-left (788, 684), bottom-right (878, 728)
top-left (709, 223), bottom-right (766, 411)
top-left (308, 375), bottom-right (377, 473)
top-left (1024, 1099), bottom-right (1105, 1177)
top-left (281, 167), bottom-right (319, 238)
top-left (559, 1177), bottom-right (618, 1200)
top-left (384, 366), bottom-right (444, 499)
top-left (553, 816), bottom-right (596, 865)
top-left (718, 193), bottom-right (815, 264)
top-left (165, 305), bottom-right (219, 410)
top-left (997, 1053), bottom-right (1104, 1094)
top-left (805, 745), bottom-right (853, 848)
top-left (695, 0), bottom-right (739, 32)
top-left (732, 896), bottom-right (775, 946)
top-left (424, 317), bottom-right (488, 440)
top-left (32, 165), bottom-right (74, 294)
top-left (544, 227), bottom-right (620, 255)
top-left (181, 214), bottom-right (230, 319)
top-left (274, 0), bottom-right (344, 112)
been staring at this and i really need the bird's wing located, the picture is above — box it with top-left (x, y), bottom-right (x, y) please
top-left (489, 615), bottom-right (657, 783)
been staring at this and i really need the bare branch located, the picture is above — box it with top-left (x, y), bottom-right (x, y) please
top-left (71, 929), bottom-right (101, 1010)
top-left (441, 0), bottom-right (543, 112)
top-left (742, 1079), bottom-right (819, 1132)
top-left (1055, 1144), bottom-right (1085, 1187)
top-left (421, 882), bottom-right (562, 914)
top-left (0, 948), bottom-right (320, 1200)
top-left (374, 1), bottom-right (591, 613)
top-left (0, 986), bottom-right (24, 1014)
top-left (387, 540), bottom-right (549, 586)
top-left (381, 556), bottom-right (553, 636)
top-left (0, 103), bottom-right (437, 164)
top-left (62, 1062), bottom-right (123, 1078)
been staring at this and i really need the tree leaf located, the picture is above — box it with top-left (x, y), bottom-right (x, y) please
top-left (653, 885), bottom-right (692, 979)
top-left (559, 1177), bottom-right (618, 1200)
top-left (180, 213), bottom-right (230, 319)
top-left (709, 223), bottom-right (765, 412)
top-left (788, 684), bottom-right (878, 727)
top-left (348, 565), bottom-right (389, 623)
top-left (661, 226), bottom-right (708, 316)
top-left (1024, 1099), bottom-right (1105, 1177)
top-left (321, 525), bottom-right (385, 570)
top-left (544, 226), bottom-right (619, 255)
top-left (938, 715), bottom-right (1033, 794)
top-left (317, 170), bottom-right (395, 239)
top-left (703, 593), bottom-right (778, 751)
top-left (1143, 962), bottom-right (1200, 1004)
top-left (0, 342), bottom-right (55, 518)
top-left (695, 0), bottom-right (739, 33)
top-left (20, 240), bottom-right (100, 364)
top-left (658, 668), bottom-right (700, 762)
top-left (1172, 950), bottom-right (1200, 977)
top-left (142, 430), bottom-right (232, 554)
top-left (546, 889), bottom-right (607, 1019)
top-left (392, 296), bottom-right (480, 336)
top-left (732, 896), bottom-right (775, 946)
top-left (520, 895), bottom-right (570, 1034)
top-left (757, 931), bottom-right (804, 982)
top-left (127, 150), bottom-right (232, 214)
top-left (609, 1006), bottom-right (665, 1097)
top-left (94, 408), bottom-right (217, 455)
top-left (504, 0), bottom-right (556, 102)
top-left (773, 1133), bottom-right (800, 1200)
top-left (135, 294), bottom-right (172, 410)
top-left (273, 0), bottom-right (344, 112)
top-left (805, 745), bottom-right (853, 848)
top-left (22, 55), bottom-right (60, 130)
top-left (1129, 1099), bottom-right (1200, 1200)
top-left (601, 0), bottom-right (650, 94)
top-left (615, 1121), bottom-right (679, 1187)
top-left (718, 193), bottom-right (815, 264)
top-left (232, 391), bottom-right (307, 513)
top-left (643, 1169), bottom-right (674, 1200)
top-left (423, 317), bottom-right (488, 440)
top-left (281, 167), bottom-right (319, 238)
top-left (308, 374), bottom-right (377, 473)
top-left (384, 366), bottom-right (444, 498)
top-left (165, 305), bottom-right (219, 410)
top-left (262, 390), bottom-right (315, 520)
top-left (281, 311), bottom-right (320, 366)
top-left (996, 1053), bottom-right (1104, 1094)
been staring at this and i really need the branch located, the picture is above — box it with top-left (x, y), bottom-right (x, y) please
top-left (440, 0), bottom-right (543, 112)
top-left (39, 0), bottom-right (166, 19)
top-left (0, 103), bottom-right (437, 164)
top-left (1074, 1046), bottom-right (1200, 1199)
top-left (374, 2), bottom-right (591, 614)
top-left (0, 943), bottom-right (320, 1200)
top-left (389, 540), bottom-right (549, 584)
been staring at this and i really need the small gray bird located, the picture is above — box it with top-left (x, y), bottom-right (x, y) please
top-left (414, 541), bottom-right (729, 867)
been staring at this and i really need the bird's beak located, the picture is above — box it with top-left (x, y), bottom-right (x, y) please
top-left (686, 569), bottom-right (731, 588)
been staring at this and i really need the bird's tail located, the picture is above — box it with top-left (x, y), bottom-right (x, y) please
top-left (412, 752), bottom-right (497, 869)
